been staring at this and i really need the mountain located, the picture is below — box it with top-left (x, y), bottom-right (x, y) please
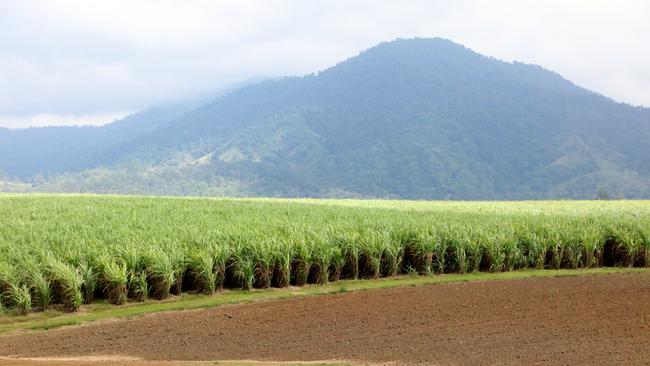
top-left (2, 38), bottom-right (649, 199)
top-left (0, 79), bottom-right (259, 179)
top-left (0, 101), bottom-right (200, 178)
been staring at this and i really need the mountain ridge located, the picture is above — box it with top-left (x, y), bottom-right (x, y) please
top-left (2, 37), bottom-right (649, 199)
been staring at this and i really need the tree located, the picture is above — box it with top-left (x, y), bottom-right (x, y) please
top-left (597, 185), bottom-right (609, 200)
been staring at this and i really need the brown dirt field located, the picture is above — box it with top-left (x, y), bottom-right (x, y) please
top-left (1, 272), bottom-right (650, 365)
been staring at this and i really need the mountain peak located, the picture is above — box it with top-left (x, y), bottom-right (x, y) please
top-left (3, 39), bottom-right (649, 199)
top-left (371, 37), bottom-right (469, 51)
top-left (328, 37), bottom-right (477, 71)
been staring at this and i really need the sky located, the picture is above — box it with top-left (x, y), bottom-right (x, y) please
top-left (1, 0), bottom-right (649, 128)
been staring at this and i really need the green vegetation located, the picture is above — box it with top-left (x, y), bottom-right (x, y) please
top-left (3, 38), bottom-right (650, 199)
top-left (0, 195), bottom-right (649, 316)
top-left (0, 267), bottom-right (645, 334)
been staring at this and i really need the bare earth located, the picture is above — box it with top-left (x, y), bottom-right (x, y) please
top-left (1, 272), bottom-right (650, 365)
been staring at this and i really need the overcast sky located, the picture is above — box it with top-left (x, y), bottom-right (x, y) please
top-left (1, 0), bottom-right (649, 128)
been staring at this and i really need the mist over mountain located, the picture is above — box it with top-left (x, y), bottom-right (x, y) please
top-left (2, 38), bottom-right (649, 199)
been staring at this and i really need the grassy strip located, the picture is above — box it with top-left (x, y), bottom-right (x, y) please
top-left (1, 267), bottom-right (646, 334)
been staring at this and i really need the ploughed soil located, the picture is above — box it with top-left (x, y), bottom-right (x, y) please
top-left (1, 272), bottom-right (650, 365)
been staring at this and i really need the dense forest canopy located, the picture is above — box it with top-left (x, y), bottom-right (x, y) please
top-left (1, 38), bottom-right (649, 199)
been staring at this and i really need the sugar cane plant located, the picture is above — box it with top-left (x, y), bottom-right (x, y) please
top-left (0, 195), bottom-right (648, 315)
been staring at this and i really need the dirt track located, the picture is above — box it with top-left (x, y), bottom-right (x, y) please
top-left (1, 272), bottom-right (650, 365)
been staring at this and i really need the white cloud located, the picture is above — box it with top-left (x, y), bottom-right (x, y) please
top-left (0, 0), bottom-right (648, 127)
top-left (0, 111), bottom-right (133, 129)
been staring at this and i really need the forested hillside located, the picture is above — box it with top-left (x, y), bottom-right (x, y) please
top-left (2, 38), bottom-right (649, 199)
